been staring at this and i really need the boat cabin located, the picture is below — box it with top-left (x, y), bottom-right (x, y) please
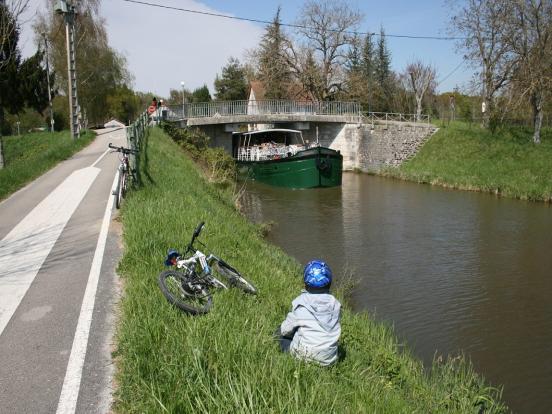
top-left (232, 129), bottom-right (308, 162)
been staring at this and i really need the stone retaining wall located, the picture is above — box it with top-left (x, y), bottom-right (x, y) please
top-left (194, 120), bottom-right (437, 171)
top-left (323, 122), bottom-right (437, 172)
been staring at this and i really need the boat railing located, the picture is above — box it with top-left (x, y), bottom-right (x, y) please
top-left (237, 144), bottom-right (304, 162)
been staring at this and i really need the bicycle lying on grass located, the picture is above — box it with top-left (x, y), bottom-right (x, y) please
top-left (108, 143), bottom-right (139, 209)
top-left (158, 222), bottom-right (257, 315)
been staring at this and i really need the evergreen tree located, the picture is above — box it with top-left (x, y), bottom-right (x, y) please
top-left (214, 57), bottom-right (248, 101)
top-left (191, 85), bottom-right (212, 103)
top-left (18, 51), bottom-right (50, 114)
top-left (0, 3), bottom-right (22, 135)
top-left (0, 3), bottom-right (49, 167)
top-left (258, 7), bottom-right (291, 99)
top-left (361, 33), bottom-right (375, 82)
top-left (373, 27), bottom-right (394, 111)
top-left (374, 27), bottom-right (391, 89)
top-left (35, 0), bottom-right (131, 125)
top-left (300, 50), bottom-right (324, 100)
top-left (345, 34), bottom-right (361, 74)
top-left (343, 34), bottom-right (371, 105)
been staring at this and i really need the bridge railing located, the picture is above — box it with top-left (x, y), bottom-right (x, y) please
top-left (363, 112), bottom-right (431, 126)
top-left (165, 100), bottom-right (362, 120)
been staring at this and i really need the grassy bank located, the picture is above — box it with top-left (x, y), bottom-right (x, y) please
top-left (385, 122), bottom-right (552, 202)
top-left (114, 127), bottom-right (507, 413)
top-left (0, 130), bottom-right (94, 201)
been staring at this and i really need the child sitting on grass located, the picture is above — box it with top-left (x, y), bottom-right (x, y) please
top-left (276, 260), bottom-right (341, 366)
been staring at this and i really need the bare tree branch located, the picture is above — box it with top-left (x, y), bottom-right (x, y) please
top-left (452, 0), bottom-right (516, 126)
top-left (404, 60), bottom-right (437, 121)
top-left (292, 0), bottom-right (362, 100)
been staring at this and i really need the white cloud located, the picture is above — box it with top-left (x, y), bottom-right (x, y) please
top-left (20, 0), bottom-right (263, 97)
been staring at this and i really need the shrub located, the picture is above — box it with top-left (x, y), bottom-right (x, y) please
top-left (160, 122), bottom-right (236, 186)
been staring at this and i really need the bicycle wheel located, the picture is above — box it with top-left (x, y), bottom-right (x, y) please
top-left (158, 270), bottom-right (212, 315)
top-left (114, 171), bottom-right (122, 209)
top-left (120, 170), bottom-right (127, 199)
top-left (212, 261), bottom-right (257, 294)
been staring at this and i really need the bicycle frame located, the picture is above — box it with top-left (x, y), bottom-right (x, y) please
top-left (160, 222), bottom-right (257, 308)
top-left (118, 153), bottom-right (130, 173)
top-left (175, 251), bottom-right (228, 289)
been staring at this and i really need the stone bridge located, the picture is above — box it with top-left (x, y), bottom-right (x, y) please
top-left (162, 100), bottom-right (437, 172)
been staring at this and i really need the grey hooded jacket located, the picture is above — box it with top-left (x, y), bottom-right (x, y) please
top-left (280, 290), bottom-right (341, 366)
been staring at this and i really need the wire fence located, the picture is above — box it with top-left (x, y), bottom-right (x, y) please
top-left (126, 109), bottom-right (150, 183)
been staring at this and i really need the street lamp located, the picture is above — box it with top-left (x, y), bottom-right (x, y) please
top-left (180, 81), bottom-right (185, 119)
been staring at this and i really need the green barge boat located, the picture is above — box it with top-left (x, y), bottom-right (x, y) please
top-left (233, 129), bottom-right (342, 189)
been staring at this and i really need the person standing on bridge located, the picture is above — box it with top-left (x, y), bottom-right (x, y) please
top-left (275, 260), bottom-right (341, 366)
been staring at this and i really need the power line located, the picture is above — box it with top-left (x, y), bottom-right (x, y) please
top-left (120, 0), bottom-right (467, 41)
top-left (436, 60), bottom-right (466, 87)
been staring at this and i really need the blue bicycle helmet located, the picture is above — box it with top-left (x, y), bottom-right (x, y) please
top-left (304, 260), bottom-right (332, 288)
top-left (164, 249), bottom-right (180, 266)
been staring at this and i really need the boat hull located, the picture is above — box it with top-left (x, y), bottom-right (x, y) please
top-left (238, 147), bottom-right (342, 188)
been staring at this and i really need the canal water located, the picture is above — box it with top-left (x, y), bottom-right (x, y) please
top-left (239, 173), bottom-right (552, 414)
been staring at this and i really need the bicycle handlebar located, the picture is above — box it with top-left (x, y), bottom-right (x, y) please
top-left (108, 143), bottom-right (139, 155)
top-left (187, 222), bottom-right (206, 254)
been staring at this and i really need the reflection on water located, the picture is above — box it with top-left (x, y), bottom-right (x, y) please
top-left (240, 173), bottom-right (552, 414)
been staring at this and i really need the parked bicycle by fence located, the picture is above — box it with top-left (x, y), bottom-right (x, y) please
top-left (158, 222), bottom-right (257, 315)
top-left (108, 143), bottom-right (139, 209)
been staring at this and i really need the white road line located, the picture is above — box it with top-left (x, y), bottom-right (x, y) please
top-left (56, 172), bottom-right (118, 414)
top-left (90, 148), bottom-right (111, 168)
top-left (0, 167), bottom-right (100, 337)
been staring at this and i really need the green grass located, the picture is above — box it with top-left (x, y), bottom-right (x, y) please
top-left (114, 127), bottom-right (507, 413)
top-left (386, 122), bottom-right (552, 202)
top-left (0, 130), bottom-right (95, 201)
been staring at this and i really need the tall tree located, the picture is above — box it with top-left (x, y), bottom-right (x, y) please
top-left (1, 1), bottom-right (49, 168)
top-left (343, 34), bottom-right (369, 105)
top-left (293, 0), bottom-right (362, 100)
top-left (258, 7), bottom-right (291, 99)
top-left (0, 2), bottom-right (20, 167)
top-left (18, 50), bottom-right (50, 114)
top-left (105, 85), bottom-right (139, 124)
top-left (451, 0), bottom-right (516, 127)
top-left (35, 0), bottom-right (131, 125)
top-left (299, 49), bottom-right (324, 99)
top-left (359, 32), bottom-right (376, 111)
top-left (373, 27), bottom-right (394, 111)
top-left (0, 0), bottom-right (29, 71)
top-left (361, 33), bottom-right (375, 83)
top-left (345, 34), bottom-right (361, 74)
top-left (214, 57), bottom-right (248, 101)
top-left (191, 85), bottom-right (212, 103)
top-left (374, 28), bottom-right (391, 87)
top-left (506, 0), bottom-right (552, 143)
top-left (404, 60), bottom-right (437, 121)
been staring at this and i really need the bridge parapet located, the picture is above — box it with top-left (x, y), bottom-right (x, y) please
top-left (165, 100), bottom-right (361, 123)
top-left (163, 101), bottom-right (432, 129)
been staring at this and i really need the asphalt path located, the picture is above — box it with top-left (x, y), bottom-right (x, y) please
top-left (0, 128), bottom-right (126, 414)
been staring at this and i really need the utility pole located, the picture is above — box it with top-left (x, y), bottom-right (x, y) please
top-left (42, 33), bottom-right (54, 132)
top-left (54, 0), bottom-right (79, 139)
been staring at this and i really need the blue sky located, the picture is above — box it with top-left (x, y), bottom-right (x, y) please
top-left (20, 0), bottom-right (473, 97)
